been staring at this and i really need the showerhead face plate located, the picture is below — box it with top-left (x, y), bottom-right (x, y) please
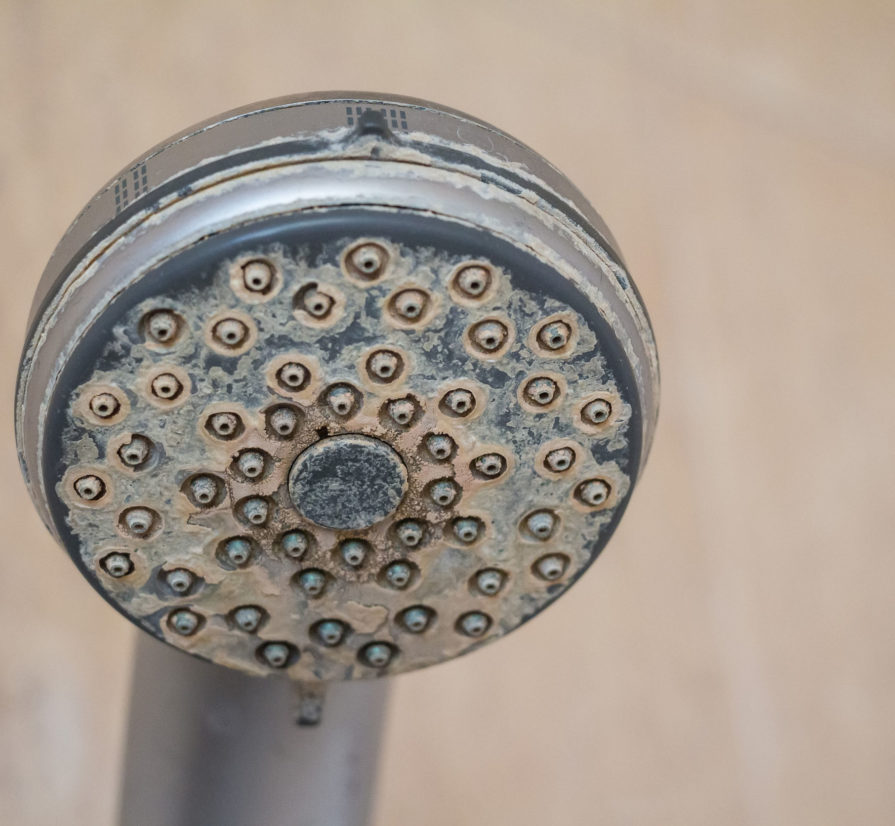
top-left (16, 93), bottom-right (658, 681)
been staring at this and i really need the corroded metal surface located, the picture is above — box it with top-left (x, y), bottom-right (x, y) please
top-left (55, 233), bottom-right (632, 680)
top-left (16, 93), bottom-right (658, 685)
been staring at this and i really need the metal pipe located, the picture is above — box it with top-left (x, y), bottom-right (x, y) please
top-left (120, 635), bottom-right (388, 826)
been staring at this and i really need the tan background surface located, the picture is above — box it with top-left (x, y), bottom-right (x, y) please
top-left (2, 2), bottom-right (894, 824)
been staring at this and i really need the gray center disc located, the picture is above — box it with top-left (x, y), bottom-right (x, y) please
top-left (288, 434), bottom-right (409, 530)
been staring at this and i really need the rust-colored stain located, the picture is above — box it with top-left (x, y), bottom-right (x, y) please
top-left (58, 237), bottom-right (632, 682)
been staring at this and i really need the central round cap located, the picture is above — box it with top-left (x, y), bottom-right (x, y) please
top-left (288, 434), bottom-right (409, 530)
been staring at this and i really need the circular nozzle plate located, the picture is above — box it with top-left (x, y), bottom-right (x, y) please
top-left (44, 209), bottom-right (641, 681)
top-left (18, 94), bottom-right (657, 683)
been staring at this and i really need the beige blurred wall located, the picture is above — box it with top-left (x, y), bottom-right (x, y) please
top-left (1, 2), bottom-right (893, 824)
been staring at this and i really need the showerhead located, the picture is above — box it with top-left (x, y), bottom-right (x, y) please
top-left (15, 93), bottom-right (658, 685)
